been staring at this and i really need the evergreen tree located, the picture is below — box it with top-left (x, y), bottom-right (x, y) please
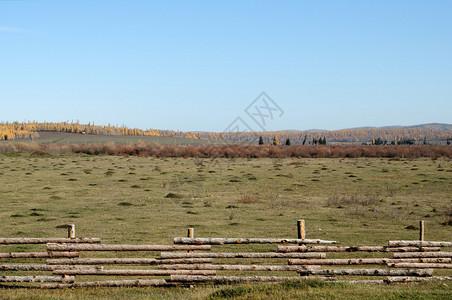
top-left (258, 136), bottom-right (264, 145)
top-left (285, 138), bottom-right (291, 146)
top-left (302, 135), bottom-right (307, 145)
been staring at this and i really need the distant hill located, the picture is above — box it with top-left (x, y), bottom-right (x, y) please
top-left (344, 123), bottom-right (452, 131)
top-left (409, 123), bottom-right (452, 131)
top-left (206, 123), bottom-right (452, 145)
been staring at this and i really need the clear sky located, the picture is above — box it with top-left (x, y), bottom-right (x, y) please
top-left (1, 1), bottom-right (451, 132)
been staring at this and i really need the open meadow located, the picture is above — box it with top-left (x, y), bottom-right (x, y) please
top-left (1, 153), bottom-right (451, 299)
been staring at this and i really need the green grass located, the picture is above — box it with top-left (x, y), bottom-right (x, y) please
top-left (0, 154), bottom-right (451, 298)
top-left (1, 281), bottom-right (451, 299)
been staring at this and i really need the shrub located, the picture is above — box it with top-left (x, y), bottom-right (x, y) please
top-left (238, 194), bottom-right (259, 204)
top-left (442, 205), bottom-right (452, 226)
top-left (2, 142), bottom-right (452, 159)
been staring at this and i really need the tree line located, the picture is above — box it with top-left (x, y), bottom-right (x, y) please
top-left (1, 121), bottom-right (452, 145)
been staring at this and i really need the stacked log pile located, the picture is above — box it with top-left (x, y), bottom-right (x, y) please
top-left (166, 235), bottom-right (452, 286)
top-left (0, 226), bottom-right (100, 285)
top-left (1, 222), bottom-right (451, 288)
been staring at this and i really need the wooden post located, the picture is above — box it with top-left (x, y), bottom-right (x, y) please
top-left (419, 220), bottom-right (424, 241)
top-left (187, 228), bottom-right (194, 253)
top-left (297, 220), bottom-right (305, 240)
top-left (68, 224), bottom-right (75, 239)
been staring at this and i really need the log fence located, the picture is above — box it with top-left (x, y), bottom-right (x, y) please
top-left (1, 220), bottom-right (451, 288)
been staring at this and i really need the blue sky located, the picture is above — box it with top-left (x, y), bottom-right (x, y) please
top-left (1, 1), bottom-right (451, 132)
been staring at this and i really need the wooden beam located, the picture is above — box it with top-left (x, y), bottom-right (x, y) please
top-left (52, 269), bottom-right (216, 276)
top-left (170, 275), bottom-right (305, 283)
top-left (388, 263), bottom-right (452, 269)
top-left (278, 246), bottom-right (440, 253)
top-left (0, 238), bottom-right (100, 244)
top-left (158, 264), bottom-right (320, 271)
top-left (393, 252), bottom-right (452, 258)
top-left (41, 279), bottom-right (171, 289)
top-left (46, 258), bottom-right (213, 265)
top-left (297, 220), bottom-right (305, 240)
top-left (0, 265), bottom-right (101, 271)
top-left (290, 258), bottom-right (452, 265)
top-left (0, 252), bottom-right (78, 258)
top-left (174, 237), bottom-right (336, 245)
top-left (68, 224), bottom-right (76, 239)
top-left (0, 275), bottom-right (75, 283)
top-left (289, 258), bottom-right (395, 265)
top-left (187, 228), bottom-right (194, 253)
top-left (419, 221), bottom-right (424, 241)
top-left (46, 243), bottom-right (211, 251)
top-left (298, 268), bottom-right (433, 277)
top-left (160, 252), bottom-right (326, 259)
top-left (388, 241), bottom-right (452, 247)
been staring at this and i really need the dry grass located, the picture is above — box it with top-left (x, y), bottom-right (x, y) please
top-left (238, 194), bottom-right (260, 204)
top-left (442, 205), bottom-right (452, 226)
top-left (0, 154), bottom-right (451, 298)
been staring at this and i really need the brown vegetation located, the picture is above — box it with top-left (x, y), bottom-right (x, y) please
top-left (1, 142), bottom-right (452, 158)
top-left (238, 194), bottom-right (260, 204)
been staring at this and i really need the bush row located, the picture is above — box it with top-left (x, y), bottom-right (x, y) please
top-left (1, 142), bottom-right (452, 159)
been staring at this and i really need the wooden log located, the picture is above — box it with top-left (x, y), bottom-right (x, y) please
top-left (160, 252), bottom-right (326, 259)
top-left (52, 269), bottom-right (216, 276)
top-left (0, 252), bottom-right (79, 258)
top-left (386, 276), bottom-right (452, 284)
top-left (419, 220), bottom-right (424, 241)
top-left (388, 241), bottom-right (452, 247)
top-left (0, 265), bottom-right (102, 271)
top-left (46, 243), bottom-right (211, 251)
top-left (158, 264), bottom-right (320, 271)
top-left (298, 268), bottom-right (433, 277)
top-left (297, 220), bottom-right (305, 240)
top-left (389, 263), bottom-right (452, 269)
top-left (68, 224), bottom-right (76, 239)
top-left (0, 238), bottom-right (100, 244)
top-left (173, 237), bottom-right (336, 245)
top-left (153, 258), bottom-right (213, 265)
top-left (46, 258), bottom-right (213, 265)
top-left (393, 258), bottom-right (452, 263)
top-left (0, 275), bottom-right (75, 283)
top-left (289, 258), bottom-right (395, 265)
top-left (290, 258), bottom-right (452, 265)
top-left (170, 275), bottom-right (305, 283)
top-left (403, 258), bottom-right (452, 263)
top-left (278, 246), bottom-right (440, 253)
top-left (393, 252), bottom-right (452, 258)
top-left (41, 279), bottom-right (171, 289)
top-left (187, 228), bottom-right (194, 253)
top-left (336, 280), bottom-right (386, 284)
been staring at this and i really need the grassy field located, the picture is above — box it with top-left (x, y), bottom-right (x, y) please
top-left (0, 153), bottom-right (451, 299)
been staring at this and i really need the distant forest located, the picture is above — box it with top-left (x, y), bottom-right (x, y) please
top-left (1, 121), bottom-right (452, 145)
